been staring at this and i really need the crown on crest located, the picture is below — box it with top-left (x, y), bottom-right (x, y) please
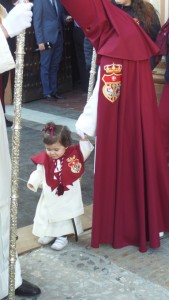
top-left (67, 155), bottom-right (76, 163)
top-left (104, 63), bottom-right (122, 73)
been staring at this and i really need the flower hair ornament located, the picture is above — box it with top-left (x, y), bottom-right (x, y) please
top-left (42, 124), bottom-right (55, 138)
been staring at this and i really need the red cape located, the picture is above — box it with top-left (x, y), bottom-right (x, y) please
top-left (31, 145), bottom-right (84, 192)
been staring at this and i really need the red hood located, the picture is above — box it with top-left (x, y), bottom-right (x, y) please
top-left (61, 0), bottom-right (159, 61)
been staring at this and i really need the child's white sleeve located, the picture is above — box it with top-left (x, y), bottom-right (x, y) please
top-left (79, 140), bottom-right (94, 161)
top-left (27, 164), bottom-right (43, 192)
top-left (75, 67), bottom-right (100, 137)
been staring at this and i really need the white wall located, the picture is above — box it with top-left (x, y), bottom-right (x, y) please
top-left (148, 0), bottom-right (169, 23)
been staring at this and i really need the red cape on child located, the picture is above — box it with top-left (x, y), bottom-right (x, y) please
top-left (31, 145), bottom-right (84, 192)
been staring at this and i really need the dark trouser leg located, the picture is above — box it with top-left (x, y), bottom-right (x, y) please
top-left (73, 27), bottom-right (89, 93)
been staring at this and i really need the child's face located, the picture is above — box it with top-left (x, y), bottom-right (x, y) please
top-left (45, 142), bottom-right (67, 160)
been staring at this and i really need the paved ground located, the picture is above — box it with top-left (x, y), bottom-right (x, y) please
top-left (5, 87), bottom-right (169, 300)
top-left (15, 234), bottom-right (169, 300)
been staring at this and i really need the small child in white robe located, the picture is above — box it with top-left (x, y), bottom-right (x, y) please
top-left (27, 122), bottom-right (94, 250)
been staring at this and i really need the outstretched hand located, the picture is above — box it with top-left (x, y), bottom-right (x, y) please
top-left (76, 126), bottom-right (86, 140)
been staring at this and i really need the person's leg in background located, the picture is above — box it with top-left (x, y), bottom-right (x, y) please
top-left (40, 49), bottom-right (53, 98)
top-left (73, 26), bottom-right (89, 95)
top-left (84, 36), bottom-right (93, 75)
top-left (49, 32), bottom-right (64, 99)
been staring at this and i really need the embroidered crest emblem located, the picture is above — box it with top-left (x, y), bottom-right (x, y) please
top-left (102, 63), bottom-right (122, 103)
top-left (67, 155), bottom-right (82, 173)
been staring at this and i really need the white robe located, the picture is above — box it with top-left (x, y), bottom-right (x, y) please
top-left (0, 26), bottom-right (22, 299)
top-left (27, 140), bottom-right (94, 238)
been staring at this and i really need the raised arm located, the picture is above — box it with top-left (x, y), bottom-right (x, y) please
top-left (60, 0), bottom-right (109, 52)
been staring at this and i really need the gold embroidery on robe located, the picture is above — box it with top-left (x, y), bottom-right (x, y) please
top-left (102, 63), bottom-right (122, 103)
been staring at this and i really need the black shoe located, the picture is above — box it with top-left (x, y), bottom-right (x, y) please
top-left (43, 94), bottom-right (53, 99)
top-left (51, 93), bottom-right (64, 99)
top-left (5, 118), bottom-right (13, 127)
top-left (15, 280), bottom-right (41, 297)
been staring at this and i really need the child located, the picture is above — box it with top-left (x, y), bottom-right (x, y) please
top-left (27, 122), bottom-right (94, 250)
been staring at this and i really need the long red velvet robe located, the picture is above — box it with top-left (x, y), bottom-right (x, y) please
top-left (61, 0), bottom-right (169, 252)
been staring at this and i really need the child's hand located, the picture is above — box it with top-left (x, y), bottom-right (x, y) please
top-left (76, 127), bottom-right (86, 139)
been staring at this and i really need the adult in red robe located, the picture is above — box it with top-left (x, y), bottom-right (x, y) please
top-left (61, 0), bottom-right (169, 252)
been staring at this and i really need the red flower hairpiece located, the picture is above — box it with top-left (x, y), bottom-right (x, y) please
top-left (42, 124), bottom-right (55, 138)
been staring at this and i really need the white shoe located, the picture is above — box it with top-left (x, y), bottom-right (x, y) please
top-left (51, 236), bottom-right (68, 250)
top-left (38, 236), bottom-right (55, 245)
